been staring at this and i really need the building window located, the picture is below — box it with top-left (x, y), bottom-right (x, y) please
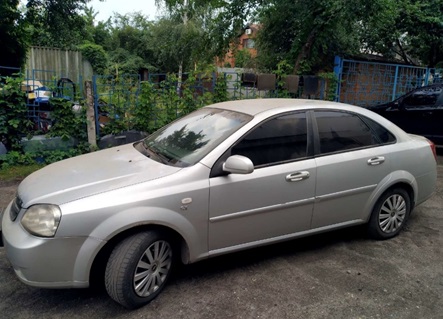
top-left (242, 39), bottom-right (255, 49)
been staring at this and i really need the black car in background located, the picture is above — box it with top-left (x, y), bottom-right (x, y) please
top-left (367, 84), bottom-right (443, 147)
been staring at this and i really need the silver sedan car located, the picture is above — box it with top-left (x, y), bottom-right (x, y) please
top-left (1, 99), bottom-right (437, 309)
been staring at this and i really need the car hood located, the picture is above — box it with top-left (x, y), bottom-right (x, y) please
top-left (18, 143), bottom-right (182, 207)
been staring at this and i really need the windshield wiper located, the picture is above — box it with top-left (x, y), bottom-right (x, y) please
top-left (144, 144), bottom-right (173, 164)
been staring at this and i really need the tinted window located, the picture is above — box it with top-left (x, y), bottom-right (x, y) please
top-left (315, 111), bottom-right (377, 154)
top-left (362, 117), bottom-right (396, 144)
top-left (232, 112), bottom-right (307, 167)
top-left (403, 86), bottom-right (442, 108)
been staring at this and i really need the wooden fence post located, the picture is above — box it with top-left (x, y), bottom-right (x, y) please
top-left (85, 80), bottom-right (97, 150)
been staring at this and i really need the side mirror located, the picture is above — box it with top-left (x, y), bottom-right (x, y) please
top-left (223, 155), bottom-right (254, 175)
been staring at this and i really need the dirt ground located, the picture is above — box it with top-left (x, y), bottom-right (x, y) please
top-left (0, 179), bottom-right (21, 215)
top-left (0, 157), bottom-right (442, 319)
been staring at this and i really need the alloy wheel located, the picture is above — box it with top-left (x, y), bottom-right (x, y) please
top-left (133, 240), bottom-right (172, 297)
top-left (378, 194), bottom-right (406, 233)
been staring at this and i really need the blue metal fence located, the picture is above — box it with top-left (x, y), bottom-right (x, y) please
top-left (1, 65), bottom-right (84, 132)
top-left (334, 56), bottom-right (443, 106)
top-left (91, 71), bottom-right (331, 137)
top-left (2, 65), bottom-right (331, 138)
top-left (92, 74), bottom-right (141, 136)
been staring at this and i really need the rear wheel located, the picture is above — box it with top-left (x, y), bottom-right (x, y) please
top-left (105, 231), bottom-right (174, 309)
top-left (368, 188), bottom-right (411, 240)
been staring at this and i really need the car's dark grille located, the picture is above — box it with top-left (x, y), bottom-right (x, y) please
top-left (10, 196), bottom-right (22, 221)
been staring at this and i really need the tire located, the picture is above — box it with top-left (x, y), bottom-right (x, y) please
top-left (368, 188), bottom-right (411, 240)
top-left (105, 231), bottom-right (175, 309)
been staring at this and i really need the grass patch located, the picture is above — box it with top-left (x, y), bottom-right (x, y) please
top-left (0, 164), bottom-right (44, 182)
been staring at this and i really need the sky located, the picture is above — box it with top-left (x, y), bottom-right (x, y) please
top-left (90, 0), bottom-right (159, 22)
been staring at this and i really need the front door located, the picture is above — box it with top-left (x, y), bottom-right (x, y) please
top-left (208, 112), bottom-right (316, 252)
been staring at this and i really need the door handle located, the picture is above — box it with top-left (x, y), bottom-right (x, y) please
top-left (367, 156), bottom-right (385, 166)
top-left (286, 171), bottom-right (310, 182)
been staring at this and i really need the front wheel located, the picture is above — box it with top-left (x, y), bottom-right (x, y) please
top-left (368, 188), bottom-right (411, 240)
top-left (105, 231), bottom-right (174, 309)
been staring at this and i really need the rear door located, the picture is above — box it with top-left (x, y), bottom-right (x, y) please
top-left (311, 110), bottom-right (395, 228)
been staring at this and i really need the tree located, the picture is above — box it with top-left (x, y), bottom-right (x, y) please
top-left (235, 49), bottom-right (255, 68)
top-left (78, 43), bottom-right (108, 74)
top-left (360, 0), bottom-right (443, 67)
top-left (0, 0), bottom-right (29, 72)
top-left (154, 0), bottom-right (227, 76)
top-left (252, 0), bottom-right (383, 73)
top-left (107, 13), bottom-right (157, 74)
top-left (149, 16), bottom-right (204, 73)
top-left (223, 0), bottom-right (443, 73)
top-left (25, 0), bottom-right (93, 48)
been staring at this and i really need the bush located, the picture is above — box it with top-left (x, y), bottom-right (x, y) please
top-left (0, 149), bottom-right (83, 170)
top-left (0, 76), bottom-right (33, 150)
top-left (78, 43), bottom-right (108, 75)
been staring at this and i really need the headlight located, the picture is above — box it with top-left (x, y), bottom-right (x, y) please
top-left (21, 205), bottom-right (62, 237)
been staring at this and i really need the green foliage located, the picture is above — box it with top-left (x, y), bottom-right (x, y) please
top-left (92, 20), bottom-right (113, 49)
top-left (0, 148), bottom-right (83, 170)
top-left (213, 73), bottom-right (229, 103)
top-left (109, 48), bottom-right (148, 76)
top-left (0, 151), bottom-right (35, 168)
top-left (134, 82), bottom-right (159, 132)
top-left (26, 0), bottom-right (91, 48)
top-left (271, 60), bottom-right (293, 98)
top-left (0, 76), bottom-right (33, 150)
top-left (78, 43), bottom-right (108, 74)
top-left (250, 0), bottom-right (364, 73)
top-left (318, 72), bottom-right (339, 101)
top-left (97, 75), bottom-right (140, 135)
top-left (101, 71), bottom-right (228, 134)
top-left (0, 0), bottom-right (29, 71)
top-left (47, 97), bottom-right (87, 142)
top-left (359, 0), bottom-right (443, 67)
top-left (228, 0), bottom-right (443, 72)
top-left (235, 49), bottom-right (255, 68)
top-left (149, 17), bottom-right (204, 73)
top-left (0, 163), bottom-right (43, 181)
top-left (0, 75), bottom-right (89, 168)
top-left (153, 73), bottom-right (225, 124)
top-left (106, 13), bottom-right (157, 75)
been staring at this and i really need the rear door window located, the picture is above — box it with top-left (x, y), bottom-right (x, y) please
top-left (315, 111), bottom-right (380, 154)
top-left (361, 116), bottom-right (396, 144)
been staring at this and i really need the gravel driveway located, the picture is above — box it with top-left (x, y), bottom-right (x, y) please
top-left (1, 158), bottom-right (442, 319)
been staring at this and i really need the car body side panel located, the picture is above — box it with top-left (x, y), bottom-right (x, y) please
top-left (312, 147), bottom-right (393, 228)
top-left (208, 159), bottom-right (316, 251)
top-left (2, 164), bottom-right (212, 287)
top-left (361, 170), bottom-right (418, 222)
top-left (58, 165), bottom-right (212, 263)
top-left (71, 206), bottom-right (208, 283)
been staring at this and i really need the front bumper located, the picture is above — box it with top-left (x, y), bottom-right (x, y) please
top-left (2, 202), bottom-right (100, 288)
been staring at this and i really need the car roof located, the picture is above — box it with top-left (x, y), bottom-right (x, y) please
top-left (205, 98), bottom-right (363, 116)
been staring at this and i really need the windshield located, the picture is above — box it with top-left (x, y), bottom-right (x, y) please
top-left (142, 108), bottom-right (252, 167)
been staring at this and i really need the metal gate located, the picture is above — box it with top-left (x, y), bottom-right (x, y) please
top-left (334, 56), bottom-right (443, 106)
